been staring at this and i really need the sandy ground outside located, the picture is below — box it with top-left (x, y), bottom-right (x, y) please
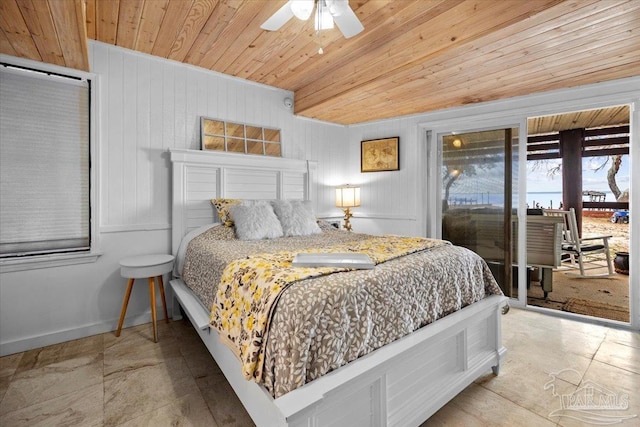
top-left (582, 214), bottom-right (629, 254)
top-left (526, 215), bottom-right (630, 322)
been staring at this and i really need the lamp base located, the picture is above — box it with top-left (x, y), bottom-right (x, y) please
top-left (342, 207), bottom-right (353, 232)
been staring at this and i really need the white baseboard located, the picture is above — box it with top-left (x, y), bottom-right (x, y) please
top-left (0, 310), bottom-right (167, 357)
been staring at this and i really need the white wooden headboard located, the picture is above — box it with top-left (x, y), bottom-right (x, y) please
top-left (169, 149), bottom-right (317, 255)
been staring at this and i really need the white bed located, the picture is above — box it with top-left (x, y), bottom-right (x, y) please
top-left (168, 148), bottom-right (507, 427)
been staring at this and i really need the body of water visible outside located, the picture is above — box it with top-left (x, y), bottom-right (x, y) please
top-left (447, 191), bottom-right (618, 209)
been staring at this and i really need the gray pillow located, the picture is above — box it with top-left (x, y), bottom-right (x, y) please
top-left (230, 203), bottom-right (283, 240)
top-left (271, 200), bottom-right (321, 237)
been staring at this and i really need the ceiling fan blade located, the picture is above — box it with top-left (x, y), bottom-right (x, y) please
top-left (330, 2), bottom-right (363, 38)
top-left (261, 1), bottom-right (295, 31)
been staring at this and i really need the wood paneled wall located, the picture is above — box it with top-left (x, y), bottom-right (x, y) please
top-left (346, 117), bottom-right (420, 226)
top-left (90, 41), bottom-right (348, 231)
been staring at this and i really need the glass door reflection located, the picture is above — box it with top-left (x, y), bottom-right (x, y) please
top-left (441, 128), bottom-right (519, 297)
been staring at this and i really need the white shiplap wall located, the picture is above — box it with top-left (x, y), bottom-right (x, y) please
top-left (345, 117), bottom-right (422, 236)
top-left (0, 42), bottom-right (348, 355)
top-left (92, 41), bottom-right (348, 231)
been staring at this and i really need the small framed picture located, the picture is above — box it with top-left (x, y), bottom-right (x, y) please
top-left (361, 137), bottom-right (399, 172)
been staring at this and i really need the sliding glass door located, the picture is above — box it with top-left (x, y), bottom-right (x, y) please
top-left (440, 128), bottom-right (519, 297)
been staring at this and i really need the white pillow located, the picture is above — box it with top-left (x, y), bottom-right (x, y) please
top-left (271, 200), bottom-right (321, 237)
top-left (230, 203), bottom-right (283, 240)
top-left (211, 198), bottom-right (272, 227)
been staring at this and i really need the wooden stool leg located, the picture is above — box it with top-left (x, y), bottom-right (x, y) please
top-left (116, 278), bottom-right (135, 337)
top-left (157, 274), bottom-right (169, 323)
top-left (148, 277), bottom-right (158, 343)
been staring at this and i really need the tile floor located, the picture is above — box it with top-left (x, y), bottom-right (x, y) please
top-left (0, 308), bottom-right (638, 426)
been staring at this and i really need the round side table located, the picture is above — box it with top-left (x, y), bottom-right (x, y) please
top-left (116, 254), bottom-right (175, 342)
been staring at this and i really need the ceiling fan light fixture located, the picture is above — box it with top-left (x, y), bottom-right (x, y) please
top-left (291, 0), bottom-right (314, 21)
top-left (261, 0), bottom-right (363, 41)
top-left (315, 2), bottom-right (334, 30)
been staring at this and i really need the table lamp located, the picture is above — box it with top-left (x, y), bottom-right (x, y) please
top-left (335, 185), bottom-right (360, 231)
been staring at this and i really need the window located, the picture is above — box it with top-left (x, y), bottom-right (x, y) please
top-left (201, 117), bottom-right (282, 157)
top-left (0, 62), bottom-right (96, 267)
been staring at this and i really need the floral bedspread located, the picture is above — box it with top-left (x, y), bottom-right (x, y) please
top-left (181, 222), bottom-right (502, 398)
top-left (210, 236), bottom-right (447, 382)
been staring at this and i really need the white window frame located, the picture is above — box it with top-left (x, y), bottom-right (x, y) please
top-left (0, 55), bottom-right (100, 272)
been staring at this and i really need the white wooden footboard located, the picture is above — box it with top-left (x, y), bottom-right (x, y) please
top-left (171, 278), bottom-right (507, 427)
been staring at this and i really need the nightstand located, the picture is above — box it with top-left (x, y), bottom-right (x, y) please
top-left (116, 254), bottom-right (174, 342)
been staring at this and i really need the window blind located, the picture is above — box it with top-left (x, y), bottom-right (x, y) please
top-left (0, 65), bottom-right (90, 257)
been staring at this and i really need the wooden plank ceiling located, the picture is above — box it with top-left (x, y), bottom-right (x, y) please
top-left (1, 0), bottom-right (639, 125)
top-left (528, 105), bottom-right (630, 135)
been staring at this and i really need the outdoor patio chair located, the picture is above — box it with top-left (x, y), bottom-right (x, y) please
top-left (542, 208), bottom-right (615, 278)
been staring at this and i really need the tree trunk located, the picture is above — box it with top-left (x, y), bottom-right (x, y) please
top-left (607, 155), bottom-right (622, 200)
top-left (443, 174), bottom-right (457, 211)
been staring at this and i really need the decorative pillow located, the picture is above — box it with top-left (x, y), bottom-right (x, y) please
top-left (212, 198), bottom-right (242, 226)
top-left (271, 200), bottom-right (321, 237)
top-left (230, 203), bottom-right (284, 240)
top-left (211, 199), bottom-right (274, 227)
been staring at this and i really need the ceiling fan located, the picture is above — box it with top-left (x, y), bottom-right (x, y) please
top-left (261, 0), bottom-right (364, 39)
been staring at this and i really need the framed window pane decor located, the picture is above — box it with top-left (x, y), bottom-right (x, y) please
top-left (201, 117), bottom-right (281, 157)
top-left (361, 137), bottom-right (399, 172)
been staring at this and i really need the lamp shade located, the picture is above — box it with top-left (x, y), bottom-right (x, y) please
top-left (335, 185), bottom-right (361, 208)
